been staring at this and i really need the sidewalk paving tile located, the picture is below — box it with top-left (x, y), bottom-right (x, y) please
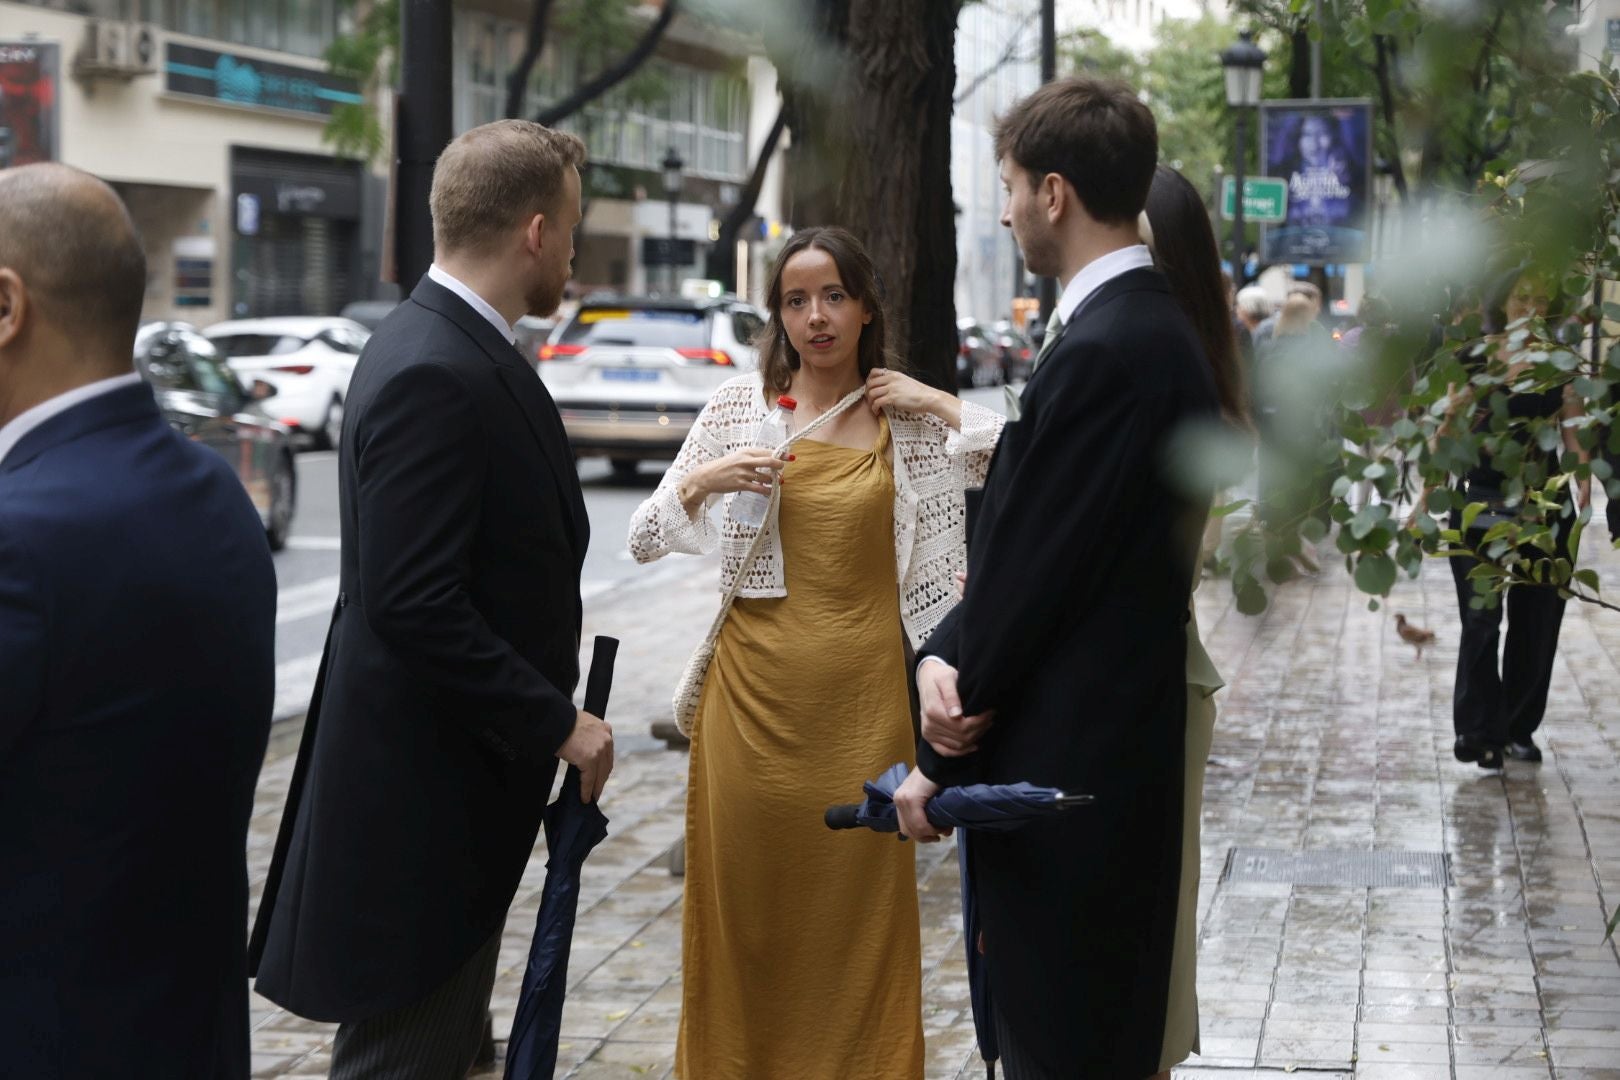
top-left (241, 517), bottom-right (1620, 1077)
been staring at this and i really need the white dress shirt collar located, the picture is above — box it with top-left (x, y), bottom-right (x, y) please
top-left (427, 264), bottom-right (516, 345)
top-left (1056, 244), bottom-right (1156, 325)
top-left (0, 371), bottom-right (144, 468)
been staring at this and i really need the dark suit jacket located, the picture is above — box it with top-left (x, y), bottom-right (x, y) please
top-left (0, 382), bottom-right (276, 1079)
top-left (249, 277), bottom-right (590, 1021)
top-left (919, 267), bottom-right (1218, 1075)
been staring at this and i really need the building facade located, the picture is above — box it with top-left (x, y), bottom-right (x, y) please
top-left (0, 0), bottom-right (779, 326)
top-left (454, 0), bottom-right (770, 299)
top-left (952, 0), bottom-right (1041, 329)
top-left (2, 0), bottom-right (374, 325)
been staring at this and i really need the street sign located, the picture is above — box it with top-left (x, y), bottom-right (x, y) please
top-left (1220, 176), bottom-right (1288, 223)
top-left (641, 236), bottom-right (696, 267)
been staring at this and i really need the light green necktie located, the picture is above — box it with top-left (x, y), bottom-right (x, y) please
top-left (1004, 307), bottom-right (1063, 420)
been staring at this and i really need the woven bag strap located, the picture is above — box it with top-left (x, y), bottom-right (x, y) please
top-left (701, 385), bottom-right (869, 636)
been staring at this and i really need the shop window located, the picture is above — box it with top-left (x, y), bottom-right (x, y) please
top-left (161, 0), bottom-right (340, 59)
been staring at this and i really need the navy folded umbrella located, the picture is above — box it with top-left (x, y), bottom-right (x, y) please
top-left (825, 762), bottom-right (1094, 1080)
top-left (822, 762), bottom-right (1092, 834)
top-left (504, 636), bottom-right (617, 1080)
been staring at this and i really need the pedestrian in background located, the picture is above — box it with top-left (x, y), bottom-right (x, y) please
top-left (250, 120), bottom-right (614, 1078)
top-left (897, 77), bottom-right (1219, 1080)
top-left (1140, 162), bottom-right (1251, 1074)
top-left (629, 225), bottom-right (1003, 1079)
top-left (1433, 268), bottom-right (1589, 769)
top-left (1252, 280), bottom-right (1325, 348)
top-left (1255, 293), bottom-right (1343, 540)
top-left (0, 163), bottom-right (276, 1078)
top-left (1234, 284), bottom-right (1271, 366)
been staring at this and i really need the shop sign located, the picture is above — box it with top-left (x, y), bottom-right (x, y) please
top-left (0, 40), bottom-right (61, 167)
top-left (165, 42), bottom-right (361, 118)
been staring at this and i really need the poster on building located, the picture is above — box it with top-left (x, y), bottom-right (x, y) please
top-left (1259, 99), bottom-right (1373, 265)
top-left (0, 40), bottom-right (60, 168)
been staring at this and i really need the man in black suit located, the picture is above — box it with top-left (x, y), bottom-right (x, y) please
top-left (249, 120), bottom-right (614, 1077)
top-left (895, 79), bottom-right (1218, 1080)
top-left (0, 164), bottom-right (276, 1077)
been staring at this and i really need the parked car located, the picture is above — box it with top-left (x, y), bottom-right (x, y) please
top-left (537, 295), bottom-right (768, 477)
top-left (203, 317), bottom-right (369, 449)
top-left (514, 315), bottom-right (558, 370)
top-left (989, 319), bottom-right (1035, 383)
top-left (956, 318), bottom-right (1003, 389)
top-left (134, 322), bottom-right (297, 550)
top-left (338, 299), bottom-right (399, 332)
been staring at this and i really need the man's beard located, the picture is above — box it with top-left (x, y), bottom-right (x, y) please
top-left (1018, 224), bottom-right (1061, 279)
top-left (526, 270), bottom-right (566, 319)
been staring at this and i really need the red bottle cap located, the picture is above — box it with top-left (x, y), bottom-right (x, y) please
top-left (777, 395), bottom-right (797, 410)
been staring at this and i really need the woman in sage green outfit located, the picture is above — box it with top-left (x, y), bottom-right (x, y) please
top-left (1141, 164), bottom-right (1252, 1072)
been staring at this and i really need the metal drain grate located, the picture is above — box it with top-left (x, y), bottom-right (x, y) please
top-left (1222, 848), bottom-right (1453, 888)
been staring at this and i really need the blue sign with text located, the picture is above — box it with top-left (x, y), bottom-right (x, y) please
top-left (165, 42), bottom-right (362, 118)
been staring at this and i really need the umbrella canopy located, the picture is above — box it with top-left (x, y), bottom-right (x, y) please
top-left (505, 637), bottom-right (618, 1080)
top-left (825, 762), bottom-right (1095, 1080)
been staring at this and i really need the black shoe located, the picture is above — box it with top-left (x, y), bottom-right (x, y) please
top-left (1505, 738), bottom-right (1543, 763)
top-left (1454, 736), bottom-right (1504, 770)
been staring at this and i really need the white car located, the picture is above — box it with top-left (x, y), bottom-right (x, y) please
top-left (204, 317), bottom-right (370, 449)
top-left (537, 296), bottom-right (767, 478)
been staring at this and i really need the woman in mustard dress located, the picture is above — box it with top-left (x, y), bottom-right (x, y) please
top-left (628, 227), bottom-right (1003, 1079)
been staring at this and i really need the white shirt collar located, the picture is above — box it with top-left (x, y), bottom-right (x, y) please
top-left (0, 371), bottom-right (144, 468)
top-left (427, 264), bottom-right (516, 345)
top-left (1056, 244), bottom-right (1156, 325)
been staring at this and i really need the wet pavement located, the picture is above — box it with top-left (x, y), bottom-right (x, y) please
top-left (246, 514), bottom-right (1620, 1079)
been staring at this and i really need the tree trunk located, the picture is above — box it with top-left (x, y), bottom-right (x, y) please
top-left (706, 106), bottom-right (787, 291)
top-left (766, 0), bottom-right (963, 391)
top-left (1288, 25), bottom-right (1311, 100)
top-left (905, 5), bottom-right (960, 393)
top-left (532, 0), bottom-right (679, 127)
top-left (504, 0), bottom-right (557, 120)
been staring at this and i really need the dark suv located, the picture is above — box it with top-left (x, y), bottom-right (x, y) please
top-left (134, 323), bottom-right (297, 550)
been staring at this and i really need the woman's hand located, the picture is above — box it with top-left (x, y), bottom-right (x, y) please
top-left (866, 368), bottom-right (947, 418)
top-left (677, 449), bottom-right (790, 517)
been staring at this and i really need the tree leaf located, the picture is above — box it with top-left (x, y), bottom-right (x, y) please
top-left (1354, 553), bottom-right (1397, 596)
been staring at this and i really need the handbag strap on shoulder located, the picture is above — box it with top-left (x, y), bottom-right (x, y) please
top-left (709, 384), bottom-right (868, 622)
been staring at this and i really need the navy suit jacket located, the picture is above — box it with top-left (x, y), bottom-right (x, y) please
top-left (0, 381), bottom-right (276, 1079)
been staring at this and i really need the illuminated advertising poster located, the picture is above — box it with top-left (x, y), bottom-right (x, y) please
top-left (0, 41), bottom-right (60, 168)
top-left (1259, 99), bottom-right (1373, 265)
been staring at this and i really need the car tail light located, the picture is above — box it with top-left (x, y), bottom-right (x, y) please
top-left (1021, 347), bottom-right (1031, 360)
top-left (677, 348), bottom-right (733, 366)
top-left (280, 418), bottom-right (304, 429)
top-left (539, 344), bottom-right (587, 361)
top-left (959, 343), bottom-right (971, 356)
top-left (272, 364), bottom-right (316, 375)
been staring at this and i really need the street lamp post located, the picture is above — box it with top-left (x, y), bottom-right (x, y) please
top-left (1220, 30), bottom-right (1266, 287)
top-left (661, 146), bottom-right (685, 295)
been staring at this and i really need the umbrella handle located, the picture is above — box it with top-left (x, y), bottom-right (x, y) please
top-left (824, 804), bottom-right (864, 830)
top-left (583, 636), bottom-right (619, 719)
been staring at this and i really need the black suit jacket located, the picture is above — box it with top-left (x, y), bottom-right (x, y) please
top-left (249, 278), bottom-right (590, 1021)
top-left (0, 383), bottom-right (276, 1078)
top-left (919, 267), bottom-right (1218, 1075)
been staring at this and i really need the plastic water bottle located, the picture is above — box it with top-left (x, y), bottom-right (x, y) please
top-left (730, 395), bottom-right (797, 528)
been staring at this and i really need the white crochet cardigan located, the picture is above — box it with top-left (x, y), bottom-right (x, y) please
top-left (628, 372), bottom-right (1004, 646)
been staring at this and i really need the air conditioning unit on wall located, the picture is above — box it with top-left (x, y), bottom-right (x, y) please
top-left (75, 20), bottom-right (158, 79)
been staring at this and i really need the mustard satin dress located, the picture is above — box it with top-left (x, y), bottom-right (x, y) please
top-left (676, 417), bottom-right (925, 1080)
